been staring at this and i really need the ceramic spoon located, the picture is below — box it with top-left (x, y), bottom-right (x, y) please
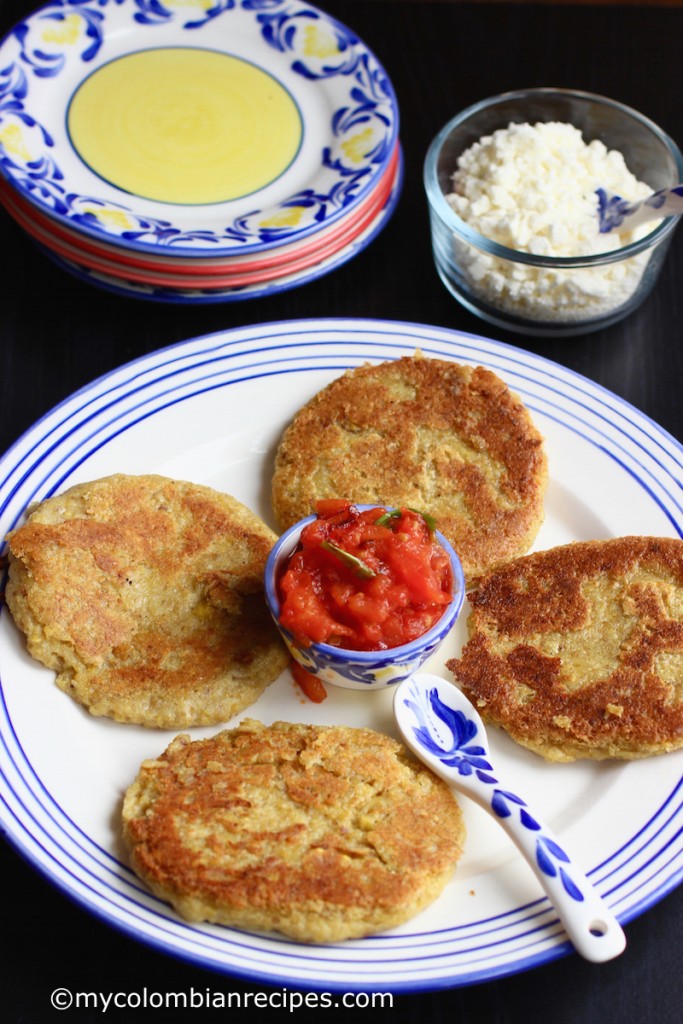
top-left (393, 673), bottom-right (627, 963)
top-left (596, 184), bottom-right (683, 233)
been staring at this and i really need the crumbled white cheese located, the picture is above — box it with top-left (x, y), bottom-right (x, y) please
top-left (445, 121), bottom-right (656, 323)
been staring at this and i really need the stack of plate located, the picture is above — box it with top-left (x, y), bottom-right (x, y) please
top-left (0, 0), bottom-right (401, 303)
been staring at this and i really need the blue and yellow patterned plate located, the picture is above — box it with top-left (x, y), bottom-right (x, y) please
top-left (0, 0), bottom-right (399, 255)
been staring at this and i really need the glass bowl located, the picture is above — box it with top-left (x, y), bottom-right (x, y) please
top-left (424, 87), bottom-right (683, 337)
top-left (264, 506), bottom-right (466, 691)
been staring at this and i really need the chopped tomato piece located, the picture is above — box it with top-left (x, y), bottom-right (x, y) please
top-left (291, 659), bottom-right (327, 703)
top-left (314, 498), bottom-right (356, 519)
top-left (277, 501), bottom-right (453, 651)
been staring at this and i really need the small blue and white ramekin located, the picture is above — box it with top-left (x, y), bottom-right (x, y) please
top-left (264, 507), bottom-right (466, 691)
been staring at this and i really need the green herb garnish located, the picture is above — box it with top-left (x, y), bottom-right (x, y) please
top-left (374, 507), bottom-right (437, 533)
top-left (321, 540), bottom-right (376, 578)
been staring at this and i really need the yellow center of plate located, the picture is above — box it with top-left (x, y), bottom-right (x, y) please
top-left (67, 47), bottom-right (303, 205)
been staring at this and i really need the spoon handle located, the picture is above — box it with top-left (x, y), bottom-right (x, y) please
top-left (452, 771), bottom-right (626, 963)
top-left (395, 677), bottom-right (626, 963)
top-left (597, 184), bottom-right (683, 233)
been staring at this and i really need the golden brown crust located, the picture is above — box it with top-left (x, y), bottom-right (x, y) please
top-left (5, 475), bottom-right (288, 727)
top-left (447, 536), bottom-right (683, 761)
top-left (122, 719), bottom-right (466, 942)
top-left (271, 355), bottom-right (547, 579)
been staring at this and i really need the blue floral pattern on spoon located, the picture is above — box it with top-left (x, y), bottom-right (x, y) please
top-left (597, 184), bottom-right (683, 233)
top-left (394, 674), bottom-right (626, 963)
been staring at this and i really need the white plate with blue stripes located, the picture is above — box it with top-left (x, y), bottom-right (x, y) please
top-left (1, 318), bottom-right (682, 992)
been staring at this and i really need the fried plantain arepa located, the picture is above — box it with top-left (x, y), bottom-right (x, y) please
top-left (122, 719), bottom-right (466, 942)
top-left (271, 354), bottom-right (547, 579)
top-left (448, 536), bottom-right (683, 762)
top-left (5, 474), bottom-right (288, 728)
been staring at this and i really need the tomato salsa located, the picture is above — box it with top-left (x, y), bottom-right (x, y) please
top-left (277, 500), bottom-right (453, 652)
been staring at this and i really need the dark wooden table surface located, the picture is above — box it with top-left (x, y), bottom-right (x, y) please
top-left (1, 1), bottom-right (682, 1020)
